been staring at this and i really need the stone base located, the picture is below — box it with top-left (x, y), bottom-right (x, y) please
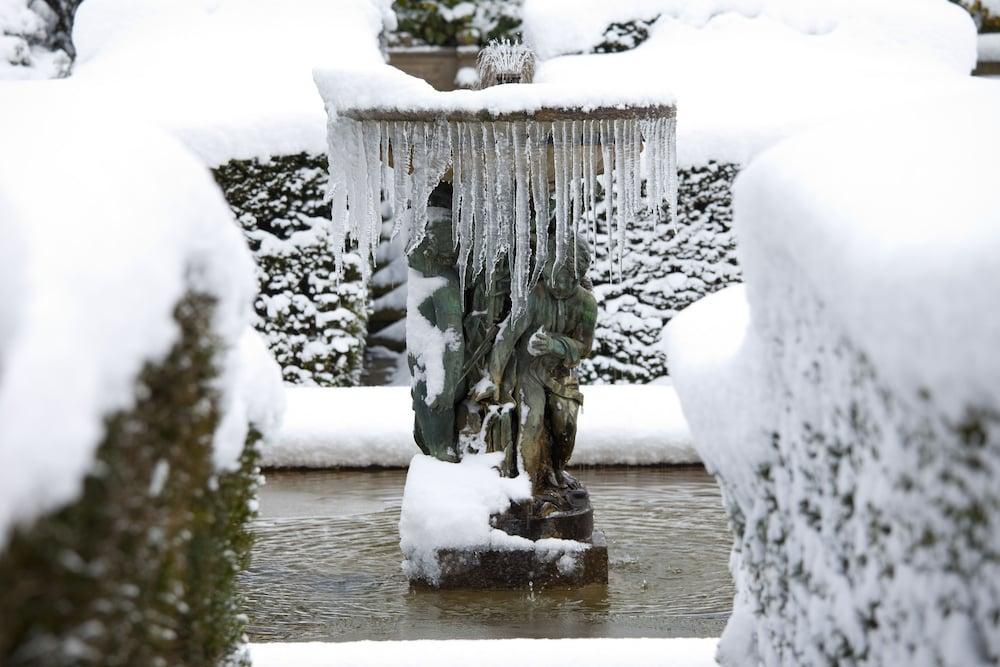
top-left (417, 531), bottom-right (608, 590)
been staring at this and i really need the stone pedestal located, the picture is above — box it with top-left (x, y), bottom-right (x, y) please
top-left (419, 531), bottom-right (608, 590)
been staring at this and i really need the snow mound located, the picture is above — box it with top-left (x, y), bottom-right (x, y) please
top-left (264, 385), bottom-right (697, 468)
top-left (399, 452), bottom-right (589, 585)
top-left (525, 0), bottom-right (977, 166)
top-left (735, 82), bottom-right (1000, 416)
top-left (0, 89), bottom-right (279, 544)
top-left (68, 0), bottom-right (393, 165)
top-left (667, 83), bottom-right (1000, 666)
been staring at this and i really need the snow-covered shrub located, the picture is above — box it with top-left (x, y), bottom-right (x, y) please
top-left (582, 162), bottom-right (739, 383)
top-left (667, 87), bottom-right (1000, 666)
top-left (214, 154), bottom-right (369, 387)
top-left (0, 94), bottom-right (283, 667)
top-left (954, 0), bottom-right (1000, 31)
top-left (391, 0), bottom-right (522, 47)
top-left (522, 0), bottom-right (976, 382)
top-left (0, 0), bottom-right (80, 78)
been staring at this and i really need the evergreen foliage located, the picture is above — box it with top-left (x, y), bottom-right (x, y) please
top-left (583, 163), bottom-right (741, 383)
top-left (390, 0), bottom-right (522, 47)
top-left (0, 294), bottom-right (260, 667)
top-left (214, 153), bottom-right (369, 387)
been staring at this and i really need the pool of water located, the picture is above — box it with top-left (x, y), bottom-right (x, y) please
top-left (240, 466), bottom-right (734, 642)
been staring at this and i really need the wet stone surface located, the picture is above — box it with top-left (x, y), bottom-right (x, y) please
top-left (240, 466), bottom-right (733, 642)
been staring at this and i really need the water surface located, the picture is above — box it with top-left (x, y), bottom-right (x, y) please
top-left (241, 466), bottom-right (733, 642)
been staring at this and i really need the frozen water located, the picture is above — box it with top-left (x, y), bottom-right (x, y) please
top-left (326, 115), bottom-right (676, 322)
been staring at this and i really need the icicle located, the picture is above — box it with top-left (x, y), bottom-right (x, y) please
top-left (451, 122), bottom-right (463, 248)
top-left (586, 120), bottom-right (598, 249)
top-left (552, 120), bottom-right (568, 274)
top-left (458, 121), bottom-right (476, 294)
top-left (406, 123), bottom-right (428, 253)
top-left (482, 122), bottom-right (500, 290)
top-left (528, 120), bottom-right (549, 290)
top-left (613, 118), bottom-right (627, 280)
top-left (391, 121), bottom-right (410, 238)
top-left (599, 120), bottom-right (614, 279)
top-left (363, 120), bottom-right (382, 266)
top-left (494, 122), bottom-right (514, 281)
top-left (630, 119), bottom-right (642, 230)
top-left (326, 117), bottom-right (351, 278)
top-left (512, 121), bottom-right (531, 318)
top-left (470, 122), bottom-right (487, 280)
top-left (667, 116), bottom-right (678, 222)
top-left (570, 120), bottom-right (582, 276)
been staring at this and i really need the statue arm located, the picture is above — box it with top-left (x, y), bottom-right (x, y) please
top-left (488, 310), bottom-right (530, 383)
top-left (549, 291), bottom-right (597, 368)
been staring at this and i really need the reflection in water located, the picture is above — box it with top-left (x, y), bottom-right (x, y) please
top-left (240, 467), bottom-right (733, 642)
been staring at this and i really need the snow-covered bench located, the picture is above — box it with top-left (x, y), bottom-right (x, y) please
top-left (667, 83), bottom-right (1000, 666)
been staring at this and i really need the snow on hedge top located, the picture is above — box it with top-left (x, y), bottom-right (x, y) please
top-left (314, 65), bottom-right (676, 117)
top-left (733, 83), bottom-right (1000, 415)
top-left (69, 0), bottom-right (392, 165)
top-left (0, 87), bottom-right (260, 544)
top-left (524, 0), bottom-right (977, 166)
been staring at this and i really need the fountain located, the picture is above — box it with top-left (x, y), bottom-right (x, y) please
top-left (315, 42), bottom-right (677, 589)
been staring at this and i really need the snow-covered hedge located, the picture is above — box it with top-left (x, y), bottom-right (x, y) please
top-left (390, 0), bottom-right (522, 47)
top-left (0, 0), bottom-right (79, 79)
top-left (667, 85), bottom-right (1000, 666)
top-left (583, 162), bottom-right (738, 383)
top-left (523, 0), bottom-right (977, 382)
top-left (214, 154), bottom-right (369, 386)
top-left (0, 92), bottom-right (284, 666)
top-left (66, 0), bottom-right (393, 387)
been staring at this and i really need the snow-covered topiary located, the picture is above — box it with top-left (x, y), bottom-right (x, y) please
top-left (667, 86), bottom-right (1000, 666)
top-left (0, 91), bottom-right (285, 666)
top-left (0, 0), bottom-right (80, 79)
top-left (214, 154), bottom-right (369, 387)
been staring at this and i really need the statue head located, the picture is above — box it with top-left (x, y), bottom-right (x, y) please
top-left (544, 235), bottom-right (591, 300)
top-left (412, 209), bottom-right (458, 269)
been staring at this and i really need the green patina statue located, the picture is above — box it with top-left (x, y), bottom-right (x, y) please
top-left (406, 203), bottom-right (465, 462)
top-left (406, 187), bottom-right (598, 525)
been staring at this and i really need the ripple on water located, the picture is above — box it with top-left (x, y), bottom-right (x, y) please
top-left (240, 466), bottom-right (734, 642)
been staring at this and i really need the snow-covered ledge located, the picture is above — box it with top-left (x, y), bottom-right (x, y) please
top-left (666, 84), bottom-right (1000, 666)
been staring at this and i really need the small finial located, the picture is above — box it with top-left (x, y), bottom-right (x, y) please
top-left (476, 39), bottom-right (535, 89)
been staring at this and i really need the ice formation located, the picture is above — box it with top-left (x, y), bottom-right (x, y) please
top-left (326, 113), bottom-right (677, 321)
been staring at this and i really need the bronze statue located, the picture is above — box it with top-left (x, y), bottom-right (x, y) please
top-left (406, 203), bottom-right (465, 462)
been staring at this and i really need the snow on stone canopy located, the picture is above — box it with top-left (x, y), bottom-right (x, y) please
top-left (523, 0), bottom-right (978, 167)
top-left (0, 87), bottom-right (283, 546)
top-left (65, 0), bottom-right (393, 165)
top-left (314, 66), bottom-right (678, 320)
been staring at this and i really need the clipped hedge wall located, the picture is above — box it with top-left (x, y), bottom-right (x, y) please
top-left (214, 153), bottom-right (368, 387)
top-left (390, 0), bottom-right (522, 47)
top-left (0, 293), bottom-right (262, 667)
top-left (718, 281), bottom-right (1000, 666)
top-left (582, 162), bottom-right (741, 383)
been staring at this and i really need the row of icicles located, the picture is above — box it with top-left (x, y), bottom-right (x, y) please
top-left (326, 116), bottom-right (677, 320)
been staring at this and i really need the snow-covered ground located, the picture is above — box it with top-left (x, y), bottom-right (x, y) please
top-left (0, 91), bottom-right (283, 544)
top-left (264, 383), bottom-right (696, 468)
top-left (250, 638), bottom-right (719, 667)
top-left (667, 83), bottom-right (1000, 665)
top-left (524, 0), bottom-right (977, 167)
